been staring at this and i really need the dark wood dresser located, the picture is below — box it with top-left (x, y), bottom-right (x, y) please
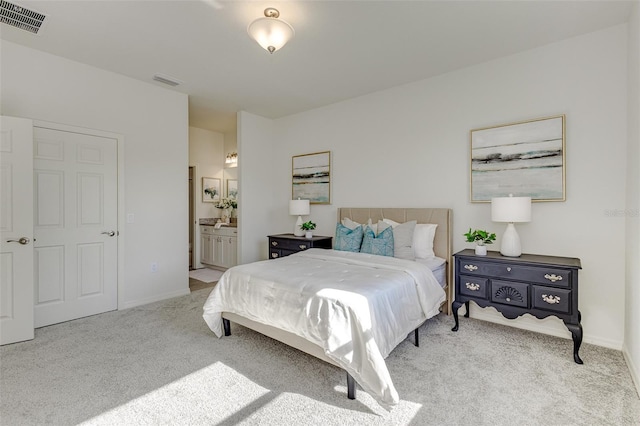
top-left (268, 234), bottom-right (333, 259)
top-left (451, 249), bottom-right (583, 364)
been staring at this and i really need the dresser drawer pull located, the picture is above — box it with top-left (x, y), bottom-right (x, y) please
top-left (465, 282), bottom-right (480, 291)
top-left (544, 274), bottom-right (563, 283)
top-left (271, 253), bottom-right (279, 258)
top-left (271, 241), bottom-right (278, 246)
top-left (464, 264), bottom-right (478, 271)
top-left (507, 267), bottom-right (511, 272)
top-left (299, 245), bottom-right (307, 250)
top-left (542, 294), bottom-right (561, 304)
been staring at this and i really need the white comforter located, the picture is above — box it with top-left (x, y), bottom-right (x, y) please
top-left (202, 249), bottom-right (446, 408)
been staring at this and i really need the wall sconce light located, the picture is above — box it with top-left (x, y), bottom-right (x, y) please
top-left (247, 7), bottom-right (294, 54)
top-left (491, 194), bottom-right (532, 257)
top-left (225, 152), bottom-right (238, 167)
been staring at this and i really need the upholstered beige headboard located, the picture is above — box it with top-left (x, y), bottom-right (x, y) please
top-left (337, 207), bottom-right (453, 314)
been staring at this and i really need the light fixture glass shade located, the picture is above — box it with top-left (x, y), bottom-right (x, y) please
top-left (491, 196), bottom-right (532, 223)
top-left (247, 16), bottom-right (294, 53)
top-left (289, 199), bottom-right (309, 236)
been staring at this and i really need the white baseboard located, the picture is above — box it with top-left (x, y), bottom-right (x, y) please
top-left (622, 344), bottom-right (640, 398)
top-left (120, 288), bottom-right (191, 310)
top-left (468, 306), bottom-right (622, 350)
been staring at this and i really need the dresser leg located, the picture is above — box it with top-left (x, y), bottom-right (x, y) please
top-left (464, 301), bottom-right (470, 318)
top-left (565, 322), bottom-right (583, 364)
top-left (451, 301), bottom-right (463, 331)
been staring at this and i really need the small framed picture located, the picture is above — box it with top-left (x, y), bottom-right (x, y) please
top-left (292, 151), bottom-right (331, 204)
top-left (202, 177), bottom-right (221, 203)
top-left (226, 179), bottom-right (238, 200)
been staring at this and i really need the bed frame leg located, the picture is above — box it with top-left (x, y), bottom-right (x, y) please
top-left (346, 372), bottom-right (356, 400)
top-left (223, 318), bottom-right (231, 336)
top-left (414, 328), bottom-right (419, 347)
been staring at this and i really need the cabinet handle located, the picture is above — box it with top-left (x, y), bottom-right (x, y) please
top-left (465, 282), bottom-right (480, 291)
top-left (542, 294), bottom-right (561, 304)
top-left (464, 264), bottom-right (478, 271)
top-left (544, 274), bottom-right (562, 283)
top-left (271, 253), bottom-right (279, 258)
top-left (271, 241), bottom-right (278, 246)
top-left (299, 245), bottom-right (307, 250)
top-left (507, 267), bottom-right (511, 272)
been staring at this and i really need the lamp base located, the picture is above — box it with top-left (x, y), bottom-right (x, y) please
top-left (293, 215), bottom-right (305, 237)
top-left (500, 223), bottom-right (522, 257)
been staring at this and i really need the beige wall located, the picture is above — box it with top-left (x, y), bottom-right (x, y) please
top-left (1, 40), bottom-right (189, 308)
top-left (624, 2), bottom-right (640, 396)
top-left (240, 25), bottom-right (630, 350)
top-left (189, 126), bottom-right (224, 268)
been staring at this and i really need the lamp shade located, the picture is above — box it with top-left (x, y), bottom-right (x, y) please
top-left (247, 13), bottom-right (294, 54)
top-left (491, 195), bottom-right (532, 223)
top-left (289, 199), bottom-right (309, 216)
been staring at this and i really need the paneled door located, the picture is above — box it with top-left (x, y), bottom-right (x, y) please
top-left (0, 116), bottom-right (34, 345)
top-left (33, 125), bottom-right (118, 327)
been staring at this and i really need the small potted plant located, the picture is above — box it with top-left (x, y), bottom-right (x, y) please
top-left (463, 228), bottom-right (496, 256)
top-left (301, 220), bottom-right (316, 239)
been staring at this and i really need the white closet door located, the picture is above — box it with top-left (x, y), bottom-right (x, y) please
top-left (0, 116), bottom-right (34, 345)
top-left (33, 126), bottom-right (118, 327)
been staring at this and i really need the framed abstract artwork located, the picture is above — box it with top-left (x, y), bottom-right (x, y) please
top-left (226, 179), bottom-right (238, 200)
top-left (202, 177), bottom-right (221, 203)
top-left (292, 151), bottom-right (331, 204)
top-left (470, 115), bottom-right (566, 202)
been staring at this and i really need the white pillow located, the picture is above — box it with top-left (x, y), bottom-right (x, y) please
top-left (383, 219), bottom-right (438, 259)
top-left (343, 217), bottom-right (378, 234)
top-left (341, 217), bottom-right (361, 230)
top-left (380, 219), bottom-right (416, 260)
top-left (413, 223), bottom-right (438, 258)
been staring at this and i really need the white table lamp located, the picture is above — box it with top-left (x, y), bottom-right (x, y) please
top-left (491, 194), bottom-right (532, 257)
top-left (289, 199), bottom-right (310, 237)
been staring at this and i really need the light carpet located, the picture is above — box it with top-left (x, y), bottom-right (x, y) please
top-left (189, 268), bottom-right (224, 283)
top-left (1, 289), bottom-right (639, 425)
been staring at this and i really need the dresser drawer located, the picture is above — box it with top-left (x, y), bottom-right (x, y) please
top-left (532, 286), bottom-right (571, 314)
top-left (491, 280), bottom-right (529, 308)
top-left (270, 238), bottom-right (311, 251)
top-left (459, 275), bottom-right (488, 299)
top-left (459, 260), bottom-right (571, 288)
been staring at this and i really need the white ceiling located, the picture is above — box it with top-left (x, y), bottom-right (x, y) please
top-left (1, 1), bottom-right (635, 134)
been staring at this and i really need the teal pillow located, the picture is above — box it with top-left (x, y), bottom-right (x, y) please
top-left (335, 223), bottom-right (364, 252)
top-left (360, 226), bottom-right (394, 257)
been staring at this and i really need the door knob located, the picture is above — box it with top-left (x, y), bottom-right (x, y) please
top-left (6, 237), bottom-right (30, 245)
top-left (101, 231), bottom-right (116, 237)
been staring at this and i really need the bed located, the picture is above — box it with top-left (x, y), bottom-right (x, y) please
top-left (203, 207), bottom-right (452, 408)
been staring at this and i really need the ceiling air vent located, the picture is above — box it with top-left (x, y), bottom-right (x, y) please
top-left (152, 73), bottom-right (182, 87)
top-left (0, 0), bottom-right (46, 34)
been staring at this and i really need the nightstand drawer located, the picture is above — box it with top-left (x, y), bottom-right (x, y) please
top-left (459, 275), bottom-right (488, 299)
top-left (532, 286), bottom-right (571, 314)
top-left (460, 260), bottom-right (571, 288)
top-left (491, 280), bottom-right (529, 308)
top-left (270, 238), bottom-right (311, 251)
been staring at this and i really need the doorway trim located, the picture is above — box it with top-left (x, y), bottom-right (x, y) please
top-left (189, 163), bottom-right (201, 269)
top-left (33, 119), bottom-right (124, 310)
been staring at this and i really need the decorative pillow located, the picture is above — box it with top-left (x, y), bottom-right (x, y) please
top-left (360, 226), bottom-right (394, 257)
top-left (335, 223), bottom-right (364, 252)
top-left (380, 219), bottom-right (416, 260)
top-left (413, 223), bottom-right (438, 258)
top-left (341, 217), bottom-right (362, 230)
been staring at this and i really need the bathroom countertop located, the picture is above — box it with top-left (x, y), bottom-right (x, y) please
top-left (199, 218), bottom-right (237, 227)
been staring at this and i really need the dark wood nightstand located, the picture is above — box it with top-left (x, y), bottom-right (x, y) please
top-left (451, 249), bottom-right (583, 364)
top-left (267, 234), bottom-right (333, 259)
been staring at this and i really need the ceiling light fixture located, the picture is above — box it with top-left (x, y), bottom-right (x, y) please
top-left (247, 7), bottom-right (294, 54)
